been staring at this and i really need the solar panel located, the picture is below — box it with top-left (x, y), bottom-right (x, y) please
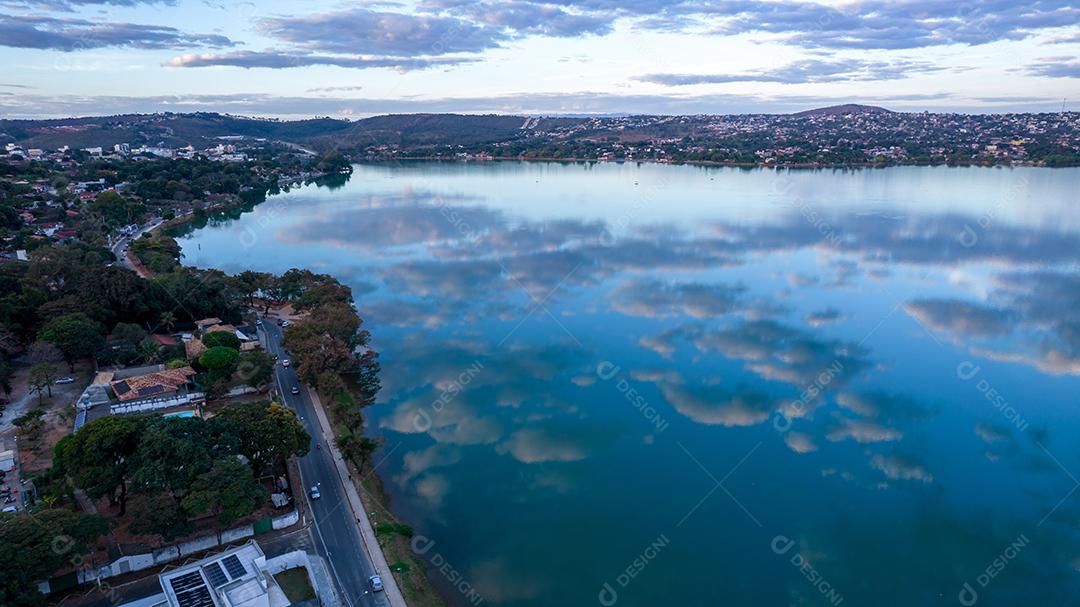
top-left (222, 554), bottom-right (246, 579)
top-left (138, 385), bottom-right (165, 396)
top-left (168, 571), bottom-right (215, 607)
top-left (202, 562), bottom-right (227, 587)
top-left (169, 571), bottom-right (204, 593)
top-left (113, 382), bottom-right (131, 395)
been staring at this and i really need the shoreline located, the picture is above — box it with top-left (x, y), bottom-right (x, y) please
top-left (139, 211), bottom-right (447, 606)
top-left (355, 154), bottom-right (1066, 169)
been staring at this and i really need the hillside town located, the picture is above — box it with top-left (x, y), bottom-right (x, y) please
top-left (442, 109), bottom-right (1080, 166)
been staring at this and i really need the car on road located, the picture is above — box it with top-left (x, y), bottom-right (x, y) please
top-left (55, 376), bottom-right (75, 384)
top-left (291, 386), bottom-right (300, 395)
top-left (281, 359), bottom-right (291, 367)
top-left (281, 320), bottom-right (291, 327)
top-left (309, 486), bottom-right (320, 500)
top-left (369, 576), bottom-right (384, 592)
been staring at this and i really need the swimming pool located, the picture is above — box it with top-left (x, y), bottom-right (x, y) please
top-left (162, 410), bottom-right (197, 419)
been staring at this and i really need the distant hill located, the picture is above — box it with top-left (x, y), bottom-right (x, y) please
top-left (791, 104), bottom-right (894, 117)
top-left (0, 113), bottom-right (352, 151)
top-left (0, 112), bottom-right (590, 151)
top-left (317, 113), bottom-right (579, 148)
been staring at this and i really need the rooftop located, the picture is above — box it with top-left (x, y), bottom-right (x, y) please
top-left (158, 541), bottom-right (289, 607)
top-left (111, 367), bottom-right (196, 402)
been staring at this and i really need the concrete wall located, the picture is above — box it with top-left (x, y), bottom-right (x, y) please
top-left (272, 510), bottom-right (299, 530)
top-left (178, 534), bottom-right (219, 557)
top-left (43, 509), bottom-right (300, 593)
top-left (220, 525), bottom-right (255, 543)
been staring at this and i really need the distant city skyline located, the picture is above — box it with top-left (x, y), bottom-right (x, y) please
top-left (0, 0), bottom-right (1078, 119)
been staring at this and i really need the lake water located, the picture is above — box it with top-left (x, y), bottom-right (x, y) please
top-left (179, 162), bottom-right (1080, 606)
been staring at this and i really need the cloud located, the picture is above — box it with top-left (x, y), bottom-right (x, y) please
top-left (827, 418), bottom-right (903, 443)
top-left (258, 8), bottom-right (503, 57)
top-left (637, 58), bottom-right (947, 86)
top-left (0, 14), bottom-right (234, 51)
top-left (691, 319), bottom-right (870, 389)
top-left (168, 50), bottom-right (474, 71)
top-left (696, 1), bottom-right (1080, 50)
top-left (905, 298), bottom-right (1014, 338)
top-left (306, 85), bottom-right (365, 93)
top-left (424, 0), bottom-right (614, 38)
top-left (1044, 31), bottom-right (1080, 44)
top-left (497, 427), bottom-right (590, 463)
top-left (784, 431), bottom-right (817, 453)
top-left (1024, 57), bottom-right (1080, 78)
top-left (8, 0), bottom-right (172, 8)
top-left (974, 421), bottom-right (1011, 443)
top-left (835, 392), bottom-right (931, 422)
top-left (869, 452), bottom-right (933, 483)
top-left (805, 308), bottom-right (844, 326)
top-left (656, 382), bottom-right (775, 427)
top-left (398, 444), bottom-right (462, 482)
top-left (610, 279), bottom-right (745, 318)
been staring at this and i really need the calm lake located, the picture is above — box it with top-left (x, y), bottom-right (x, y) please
top-left (179, 162), bottom-right (1080, 606)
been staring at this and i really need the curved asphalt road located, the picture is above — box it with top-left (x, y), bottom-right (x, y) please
top-left (262, 322), bottom-right (388, 607)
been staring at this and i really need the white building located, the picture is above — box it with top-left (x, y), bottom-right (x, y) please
top-left (117, 540), bottom-right (320, 607)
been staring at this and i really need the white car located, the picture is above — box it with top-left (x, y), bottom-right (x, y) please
top-left (309, 486), bottom-right (321, 500)
top-left (55, 377), bottom-right (75, 384)
top-left (369, 576), bottom-right (384, 592)
top-left (281, 359), bottom-right (291, 367)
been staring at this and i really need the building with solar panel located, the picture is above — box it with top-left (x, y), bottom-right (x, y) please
top-left (155, 541), bottom-right (295, 607)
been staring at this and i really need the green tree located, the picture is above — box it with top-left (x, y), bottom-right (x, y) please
top-left (127, 492), bottom-right (193, 541)
top-left (306, 302), bottom-right (361, 343)
top-left (27, 363), bottom-right (55, 404)
top-left (181, 458), bottom-right (266, 525)
top-left (215, 401), bottom-right (309, 477)
top-left (338, 435), bottom-right (381, 473)
top-left (284, 322), bottom-right (353, 384)
top-left (88, 190), bottom-right (140, 230)
top-left (136, 338), bottom-right (162, 364)
top-left (202, 330), bottom-right (241, 350)
top-left (236, 350), bottom-right (275, 389)
top-left (55, 415), bottom-right (146, 515)
top-left (199, 346), bottom-right (240, 382)
top-left (112, 322), bottom-right (147, 350)
top-left (38, 313), bottom-right (105, 371)
top-left (129, 417), bottom-right (236, 499)
top-left (12, 407), bottom-right (46, 448)
top-left (0, 509), bottom-right (110, 607)
top-left (235, 270), bottom-right (273, 309)
top-left (158, 310), bottom-right (176, 332)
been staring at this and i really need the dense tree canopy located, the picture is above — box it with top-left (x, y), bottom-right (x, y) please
top-left (199, 345), bottom-right (240, 381)
top-left (214, 401), bottom-right (309, 476)
top-left (38, 312), bottom-right (105, 371)
top-left (0, 509), bottom-right (110, 607)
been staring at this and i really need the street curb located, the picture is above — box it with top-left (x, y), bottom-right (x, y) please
top-left (305, 385), bottom-right (408, 607)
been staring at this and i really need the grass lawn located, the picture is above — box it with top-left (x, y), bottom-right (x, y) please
top-left (274, 567), bottom-right (316, 603)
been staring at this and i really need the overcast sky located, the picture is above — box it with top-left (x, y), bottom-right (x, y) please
top-left (0, 0), bottom-right (1078, 118)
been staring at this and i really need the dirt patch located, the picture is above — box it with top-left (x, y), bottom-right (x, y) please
top-left (3, 360), bottom-right (95, 473)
